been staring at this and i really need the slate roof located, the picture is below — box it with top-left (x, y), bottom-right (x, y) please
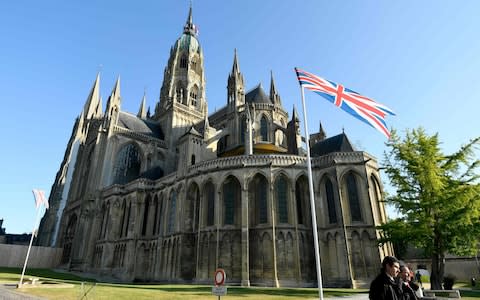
top-left (117, 112), bottom-right (164, 139)
top-left (245, 84), bottom-right (271, 104)
top-left (310, 133), bottom-right (355, 156)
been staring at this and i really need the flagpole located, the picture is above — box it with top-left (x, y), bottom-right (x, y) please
top-left (19, 205), bottom-right (42, 287)
top-left (299, 84), bottom-right (324, 300)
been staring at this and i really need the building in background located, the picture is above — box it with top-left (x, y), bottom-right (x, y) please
top-left (37, 7), bottom-right (393, 288)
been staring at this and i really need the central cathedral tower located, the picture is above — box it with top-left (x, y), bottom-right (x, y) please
top-left (154, 7), bottom-right (207, 153)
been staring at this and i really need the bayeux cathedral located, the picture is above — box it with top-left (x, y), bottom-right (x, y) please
top-left (37, 7), bottom-right (393, 288)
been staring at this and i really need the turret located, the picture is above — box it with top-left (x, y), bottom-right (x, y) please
top-left (227, 49), bottom-right (245, 108)
top-left (269, 70), bottom-right (281, 106)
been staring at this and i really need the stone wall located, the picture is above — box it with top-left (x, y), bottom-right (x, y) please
top-left (0, 244), bottom-right (62, 268)
top-left (406, 257), bottom-right (480, 282)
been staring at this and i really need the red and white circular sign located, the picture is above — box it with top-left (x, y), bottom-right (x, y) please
top-left (214, 268), bottom-right (226, 286)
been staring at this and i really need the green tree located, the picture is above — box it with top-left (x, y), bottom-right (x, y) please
top-left (380, 128), bottom-right (480, 289)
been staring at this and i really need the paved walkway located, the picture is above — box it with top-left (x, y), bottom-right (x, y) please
top-left (0, 284), bottom-right (46, 300)
top-left (328, 293), bottom-right (369, 300)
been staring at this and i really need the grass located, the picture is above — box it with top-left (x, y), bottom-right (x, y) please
top-left (1, 267), bottom-right (479, 300)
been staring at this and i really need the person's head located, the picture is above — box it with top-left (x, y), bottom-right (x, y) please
top-left (382, 256), bottom-right (400, 278)
top-left (399, 265), bottom-right (411, 282)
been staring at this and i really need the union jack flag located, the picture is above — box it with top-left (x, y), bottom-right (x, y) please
top-left (295, 68), bottom-right (395, 138)
top-left (32, 189), bottom-right (49, 209)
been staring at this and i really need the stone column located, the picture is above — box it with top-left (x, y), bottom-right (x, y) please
top-left (241, 183), bottom-right (250, 286)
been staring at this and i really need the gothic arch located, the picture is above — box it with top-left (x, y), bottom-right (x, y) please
top-left (295, 174), bottom-right (311, 226)
top-left (185, 182), bottom-right (200, 232)
top-left (248, 173), bottom-right (269, 226)
top-left (61, 213), bottom-right (77, 264)
top-left (341, 170), bottom-right (364, 222)
top-left (319, 174), bottom-right (338, 225)
top-left (274, 173), bottom-right (290, 224)
top-left (221, 175), bottom-right (241, 226)
top-left (203, 180), bottom-right (215, 227)
top-left (260, 114), bottom-right (269, 142)
top-left (112, 142), bottom-right (142, 185)
top-left (189, 84), bottom-right (199, 107)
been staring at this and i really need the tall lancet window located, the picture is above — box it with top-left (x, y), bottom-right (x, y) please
top-left (275, 175), bottom-right (289, 224)
top-left (180, 55), bottom-right (187, 68)
top-left (205, 182), bottom-right (215, 226)
top-left (190, 85), bottom-right (199, 107)
top-left (260, 116), bottom-right (268, 141)
top-left (346, 173), bottom-right (362, 222)
top-left (112, 143), bottom-right (141, 185)
top-left (325, 178), bottom-right (337, 224)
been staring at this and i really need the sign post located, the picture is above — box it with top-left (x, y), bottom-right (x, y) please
top-left (212, 269), bottom-right (227, 299)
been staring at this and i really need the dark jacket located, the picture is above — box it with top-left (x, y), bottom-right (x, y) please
top-left (369, 272), bottom-right (403, 300)
top-left (401, 281), bottom-right (419, 300)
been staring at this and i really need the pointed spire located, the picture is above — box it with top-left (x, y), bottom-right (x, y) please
top-left (105, 76), bottom-right (121, 116)
top-left (319, 121), bottom-right (326, 138)
top-left (231, 48), bottom-right (240, 75)
top-left (183, 4), bottom-right (197, 36)
top-left (292, 105), bottom-right (300, 121)
top-left (270, 70), bottom-right (277, 95)
top-left (82, 73), bottom-right (101, 120)
top-left (138, 92), bottom-right (147, 119)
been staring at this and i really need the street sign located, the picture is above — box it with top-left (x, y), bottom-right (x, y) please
top-left (214, 268), bottom-right (226, 286)
top-left (212, 285), bottom-right (227, 296)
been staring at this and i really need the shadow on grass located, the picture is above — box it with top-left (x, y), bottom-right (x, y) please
top-left (0, 267), bottom-right (97, 283)
top-left (97, 284), bottom-right (366, 298)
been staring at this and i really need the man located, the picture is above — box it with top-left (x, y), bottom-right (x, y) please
top-left (369, 256), bottom-right (403, 300)
top-left (399, 265), bottom-right (422, 300)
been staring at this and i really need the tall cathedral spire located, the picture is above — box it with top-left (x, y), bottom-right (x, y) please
top-left (138, 92), bottom-right (147, 119)
top-left (82, 73), bottom-right (101, 120)
top-left (227, 49), bottom-right (245, 107)
top-left (183, 4), bottom-right (197, 36)
top-left (269, 70), bottom-right (281, 106)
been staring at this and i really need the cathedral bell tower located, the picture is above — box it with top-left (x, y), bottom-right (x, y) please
top-left (154, 6), bottom-right (207, 151)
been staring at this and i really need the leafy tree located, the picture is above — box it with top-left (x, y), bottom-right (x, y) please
top-left (380, 128), bottom-right (480, 289)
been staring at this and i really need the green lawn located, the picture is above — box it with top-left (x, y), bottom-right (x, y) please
top-left (1, 267), bottom-right (479, 300)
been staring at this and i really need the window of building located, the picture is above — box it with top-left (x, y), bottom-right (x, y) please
top-left (223, 180), bottom-right (235, 225)
top-left (325, 178), bottom-right (337, 224)
top-left (112, 143), bottom-right (141, 185)
top-left (180, 55), bottom-right (187, 68)
top-left (141, 196), bottom-right (150, 236)
top-left (346, 173), bottom-right (362, 222)
top-left (260, 116), bottom-right (268, 141)
top-left (276, 175), bottom-right (289, 223)
top-left (205, 182), bottom-right (215, 226)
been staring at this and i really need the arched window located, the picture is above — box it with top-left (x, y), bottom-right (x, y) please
top-left (249, 174), bottom-right (268, 224)
top-left (190, 85), bottom-right (199, 107)
top-left (346, 173), bottom-right (362, 222)
top-left (276, 175), bottom-right (289, 223)
top-left (167, 191), bottom-right (177, 234)
top-left (223, 176), bottom-right (240, 225)
top-left (295, 176), bottom-right (309, 225)
top-left (260, 116), bottom-right (268, 141)
top-left (152, 196), bottom-right (159, 235)
top-left (112, 143), bottom-right (141, 185)
top-left (325, 178), bottom-right (337, 224)
top-left (180, 55), bottom-right (187, 68)
top-left (191, 154), bottom-right (196, 165)
top-left (141, 196), bottom-right (150, 236)
top-left (176, 86), bottom-right (183, 103)
top-left (205, 182), bottom-right (215, 226)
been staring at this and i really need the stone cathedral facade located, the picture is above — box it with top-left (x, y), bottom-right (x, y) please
top-left (37, 8), bottom-right (393, 288)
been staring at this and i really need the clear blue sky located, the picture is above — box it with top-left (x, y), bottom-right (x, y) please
top-left (1, 1), bottom-right (479, 234)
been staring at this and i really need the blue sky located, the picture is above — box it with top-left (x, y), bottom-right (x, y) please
top-left (1, 1), bottom-right (479, 234)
